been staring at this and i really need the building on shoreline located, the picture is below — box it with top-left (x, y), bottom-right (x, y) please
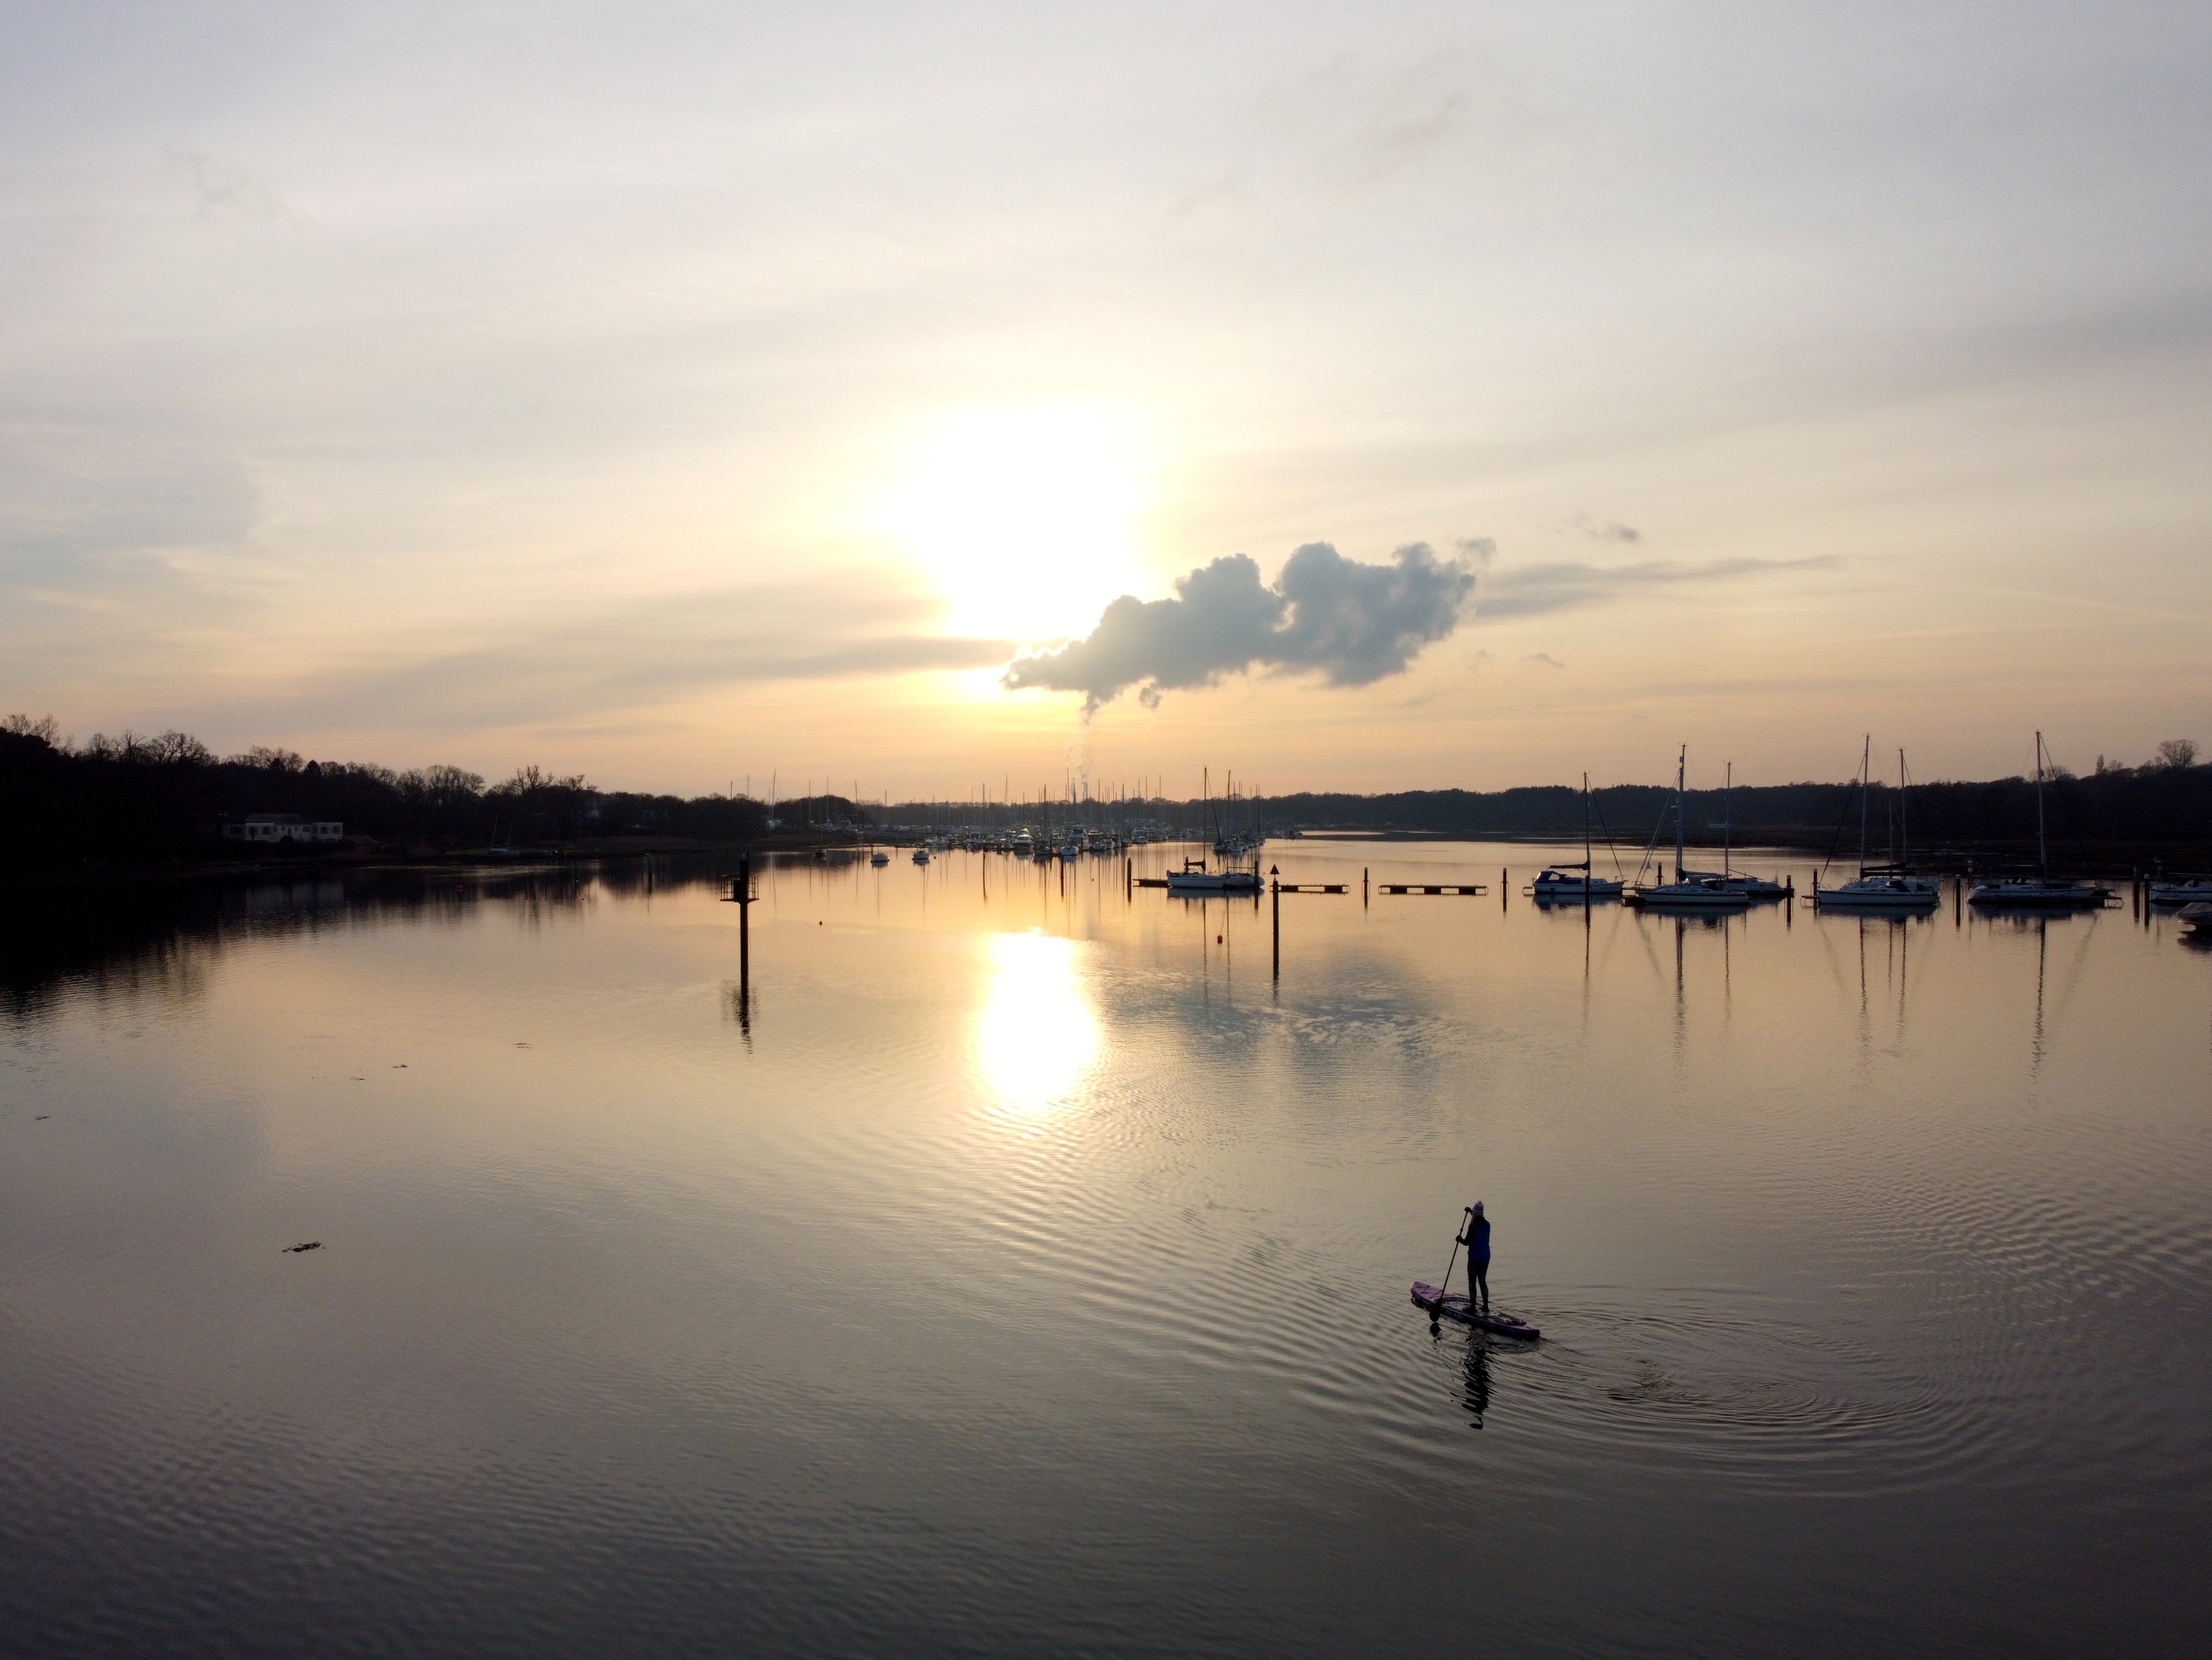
top-left (221, 814), bottom-right (344, 844)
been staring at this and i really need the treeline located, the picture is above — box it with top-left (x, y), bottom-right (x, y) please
top-left (0, 717), bottom-right (876, 871)
top-left (7, 712), bottom-right (2209, 874)
top-left (1253, 755), bottom-right (2212, 859)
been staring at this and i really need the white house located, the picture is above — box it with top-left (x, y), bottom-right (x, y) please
top-left (222, 814), bottom-right (344, 844)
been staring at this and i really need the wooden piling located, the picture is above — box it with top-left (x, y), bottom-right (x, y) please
top-left (1271, 876), bottom-right (1280, 981)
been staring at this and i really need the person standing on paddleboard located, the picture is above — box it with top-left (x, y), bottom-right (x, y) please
top-left (1461, 1202), bottom-right (1492, 1313)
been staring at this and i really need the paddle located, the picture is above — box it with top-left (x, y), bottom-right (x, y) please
top-left (1428, 1205), bottom-right (1472, 1332)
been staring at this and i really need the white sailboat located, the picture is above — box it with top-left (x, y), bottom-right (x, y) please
top-left (1817, 739), bottom-right (1940, 910)
top-left (1164, 855), bottom-right (1261, 894)
top-left (1532, 772), bottom-right (1623, 901)
top-left (1676, 761), bottom-right (1789, 899)
top-left (1967, 733), bottom-right (2111, 909)
top-left (1634, 748), bottom-right (1753, 910)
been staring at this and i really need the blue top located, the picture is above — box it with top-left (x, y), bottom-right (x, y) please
top-left (1465, 1217), bottom-right (1491, 1262)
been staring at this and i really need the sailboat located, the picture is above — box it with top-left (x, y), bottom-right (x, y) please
top-left (1967, 733), bottom-right (2111, 909)
top-left (1165, 856), bottom-right (1260, 894)
top-left (1677, 761), bottom-right (1789, 898)
top-left (1532, 773), bottom-right (1623, 900)
top-left (1817, 739), bottom-right (1940, 910)
top-left (1633, 747), bottom-right (1752, 909)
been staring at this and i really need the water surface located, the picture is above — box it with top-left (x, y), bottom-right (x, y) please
top-left (3, 843), bottom-right (2207, 1655)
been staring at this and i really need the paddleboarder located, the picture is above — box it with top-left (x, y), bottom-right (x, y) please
top-left (1460, 1201), bottom-right (1491, 1313)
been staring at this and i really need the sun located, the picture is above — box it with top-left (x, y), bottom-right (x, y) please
top-left (874, 403), bottom-right (1152, 646)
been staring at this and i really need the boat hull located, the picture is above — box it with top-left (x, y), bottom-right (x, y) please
top-left (1632, 884), bottom-right (1751, 909)
top-left (1968, 883), bottom-right (2110, 909)
top-left (2149, 883), bottom-right (2212, 906)
top-left (1165, 876), bottom-right (1260, 895)
top-left (1817, 881), bottom-right (1940, 910)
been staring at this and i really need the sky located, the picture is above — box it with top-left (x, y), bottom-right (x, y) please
top-left (5, 1), bottom-right (2210, 800)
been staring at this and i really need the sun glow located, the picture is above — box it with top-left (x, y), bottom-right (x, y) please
top-left (975, 930), bottom-right (1100, 1115)
top-left (875, 404), bottom-right (1152, 647)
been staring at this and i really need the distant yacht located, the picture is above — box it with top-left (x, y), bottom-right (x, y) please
top-left (911, 847), bottom-right (931, 865)
top-left (1165, 857), bottom-right (1261, 895)
top-left (1531, 773), bottom-right (1623, 901)
top-left (1674, 761), bottom-right (1789, 899)
top-left (1968, 733), bottom-right (2111, 909)
top-left (1818, 739), bottom-right (1940, 911)
top-left (1634, 748), bottom-right (1753, 909)
top-left (2148, 876), bottom-right (2212, 906)
top-left (869, 849), bottom-right (890, 867)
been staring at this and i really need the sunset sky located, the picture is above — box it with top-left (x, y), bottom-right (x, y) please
top-left (5, 2), bottom-right (2209, 798)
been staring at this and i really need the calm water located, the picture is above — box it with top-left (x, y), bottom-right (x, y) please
top-left (3, 842), bottom-right (2208, 1657)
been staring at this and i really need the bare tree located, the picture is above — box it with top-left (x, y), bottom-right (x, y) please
top-left (2155, 738), bottom-right (2199, 770)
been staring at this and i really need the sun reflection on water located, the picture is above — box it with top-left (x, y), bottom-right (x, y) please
top-left (976, 930), bottom-right (1100, 1114)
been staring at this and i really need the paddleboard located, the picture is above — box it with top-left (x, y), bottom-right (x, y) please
top-left (1411, 1282), bottom-right (1540, 1339)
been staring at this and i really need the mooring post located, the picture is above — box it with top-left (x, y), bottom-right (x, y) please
top-left (1270, 868), bottom-right (1281, 981)
top-left (1363, 866), bottom-right (1369, 907)
top-left (1125, 856), bottom-right (1132, 899)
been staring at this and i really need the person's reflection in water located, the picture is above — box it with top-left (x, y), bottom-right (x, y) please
top-left (1461, 1338), bottom-right (1493, 1429)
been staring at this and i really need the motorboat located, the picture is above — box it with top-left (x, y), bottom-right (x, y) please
top-left (869, 850), bottom-right (891, 867)
top-left (911, 847), bottom-right (931, 864)
top-left (1967, 732), bottom-right (2111, 909)
top-left (1818, 738), bottom-right (1940, 910)
top-left (2177, 902), bottom-right (2212, 935)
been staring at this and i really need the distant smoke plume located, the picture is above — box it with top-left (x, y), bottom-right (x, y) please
top-left (1003, 541), bottom-right (1478, 714)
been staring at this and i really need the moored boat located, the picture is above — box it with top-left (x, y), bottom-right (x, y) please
top-left (1164, 857), bottom-right (1261, 895)
top-left (1967, 733), bottom-right (2111, 909)
top-left (1818, 739), bottom-right (1941, 910)
top-left (1532, 772), bottom-right (1625, 901)
top-left (2148, 877), bottom-right (2212, 906)
top-left (1633, 748), bottom-right (1755, 909)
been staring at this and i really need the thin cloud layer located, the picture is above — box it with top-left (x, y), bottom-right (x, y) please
top-left (1002, 541), bottom-right (1477, 714)
top-left (1478, 555), bottom-right (1840, 620)
top-left (219, 581), bottom-right (1014, 734)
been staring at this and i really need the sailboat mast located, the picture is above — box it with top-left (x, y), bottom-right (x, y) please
top-left (1674, 745), bottom-right (1687, 882)
top-left (1898, 748), bottom-right (1909, 870)
top-left (1723, 762), bottom-right (1733, 876)
top-left (2034, 731), bottom-right (2048, 875)
top-left (1583, 770), bottom-right (1591, 871)
top-left (1858, 734), bottom-right (1870, 874)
